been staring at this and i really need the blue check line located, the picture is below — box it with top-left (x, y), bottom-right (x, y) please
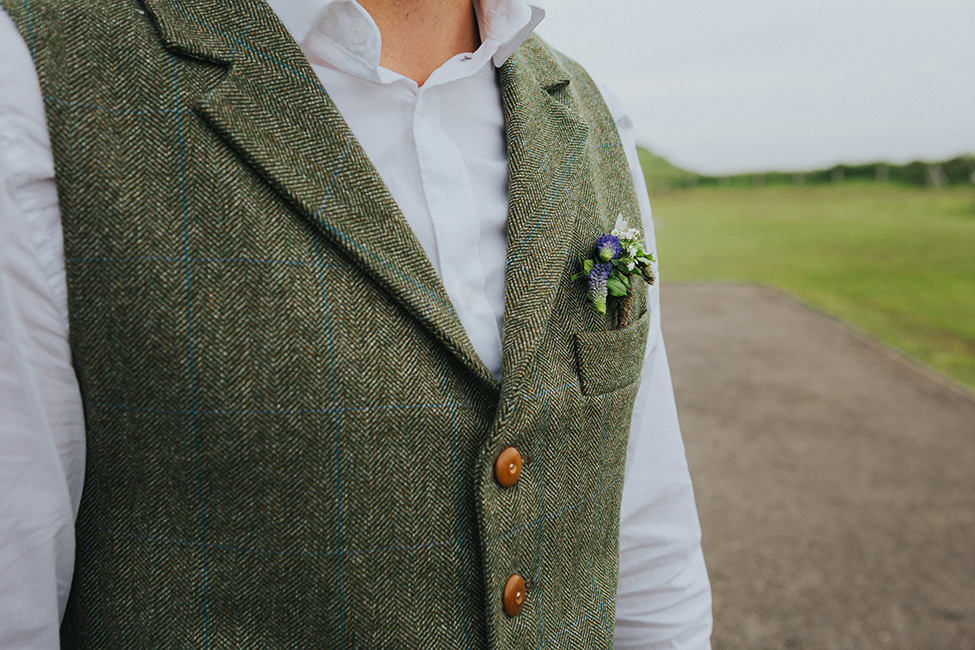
top-left (83, 399), bottom-right (478, 417)
top-left (507, 133), bottom-right (619, 150)
top-left (308, 137), bottom-right (371, 645)
top-left (227, 2), bottom-right (261, 59)
top-left (432, 352), bottom-right (473, 649)
top-left (85, 381), bottom-right (571, 438)
top-left (511, 381), bottom-right (578, 405)
top-left (312, 198), bottom-right (456, 318)
top-left (42, 96), bottom-right (192, 116)
top-left (172, 55), bottom-right (211, 648)
top-left (538, 606), bottom-right (600, 649)
top-left (313, 226), bottom-right (346, 646)
top-left (66, 254), bottom-right (350, 269)
top-left (528, 364), bottom-right (549, 647)
top-left (306, 143), bottom-right (356, 642)
top-left (588, 409), bottom-right (611, 635)
top-left (488, 473), bottom-right (625, 544)
top-left (92, 525), bottom-right (465, 559)
top-left (315, 136), bottom-right (353, 213)
top-left (81, 381), bottom-right (557, 418)
top-left (505, 135), bottom-right (587, 273)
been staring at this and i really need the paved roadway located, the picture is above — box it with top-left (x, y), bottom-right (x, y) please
top-left (663, 284), bottom-right (975, 650)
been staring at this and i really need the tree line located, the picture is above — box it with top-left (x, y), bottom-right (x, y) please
top-left (648, 154), bottom-right (975, 192)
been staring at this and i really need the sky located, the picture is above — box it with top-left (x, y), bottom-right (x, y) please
top-left (535, 0), bottom-right (975, 175)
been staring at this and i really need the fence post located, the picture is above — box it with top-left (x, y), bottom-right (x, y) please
top-left (927, 165), bottom-right (947, 187)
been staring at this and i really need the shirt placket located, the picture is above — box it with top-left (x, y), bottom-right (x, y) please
top-left (412, 84), bottom-right (503, 375)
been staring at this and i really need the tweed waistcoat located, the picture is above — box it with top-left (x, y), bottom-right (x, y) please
top-left (3, 0), bottom-right (650, 647)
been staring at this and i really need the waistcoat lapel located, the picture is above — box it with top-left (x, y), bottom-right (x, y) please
top-left (142, 0), bottom-right (497, 387)
top-left (499, 40), bottom-right (590, 392)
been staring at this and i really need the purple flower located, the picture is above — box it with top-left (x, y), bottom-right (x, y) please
top-left (587, 263), bottom-right (612, 314)
top-left (595, 234), bottom-right (622, 262)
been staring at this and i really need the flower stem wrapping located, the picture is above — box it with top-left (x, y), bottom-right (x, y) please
top-left (617, 292), bottom-right (634, 328)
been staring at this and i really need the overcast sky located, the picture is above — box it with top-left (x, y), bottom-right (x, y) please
top-left (535, 0), bottom-right (975, 174)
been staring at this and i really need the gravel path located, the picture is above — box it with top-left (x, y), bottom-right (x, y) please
top-left (663, 284), bottom-right (975, 650)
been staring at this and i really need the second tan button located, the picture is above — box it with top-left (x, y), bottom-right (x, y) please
top-left (503, 574), bottom-right (526, 617)
top-left (494, 447), bottom-right (522, 487)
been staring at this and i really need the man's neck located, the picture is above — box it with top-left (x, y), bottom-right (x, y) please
top-left (357, 0), bottom-right (480, 85)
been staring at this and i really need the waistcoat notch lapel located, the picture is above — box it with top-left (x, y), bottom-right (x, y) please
top-left (499, 37), bottom-right (590, 395)
top-left (141, 0), bottom-right (499, 388)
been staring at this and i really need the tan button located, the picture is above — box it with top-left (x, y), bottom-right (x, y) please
top-left (494, 447), bottom-right (522, 488)
top-left (503, 574), bottom-right (526, 617)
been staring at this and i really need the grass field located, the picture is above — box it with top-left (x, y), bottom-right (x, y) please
top-left (647, 182), bottom-right (975, 390)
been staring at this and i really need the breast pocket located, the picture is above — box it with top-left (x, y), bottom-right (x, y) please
top-left (573, 309), bottom-right (651, 396)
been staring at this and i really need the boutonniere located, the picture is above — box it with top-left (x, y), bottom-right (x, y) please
top-left (571, 214), bottom-right (656, 328)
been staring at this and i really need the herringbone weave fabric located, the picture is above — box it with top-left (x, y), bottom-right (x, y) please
top-left (3, 0), bottom-right (650, 647)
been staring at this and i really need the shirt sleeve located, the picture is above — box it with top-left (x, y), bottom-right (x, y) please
top-left (0, 8), bottom-right (86, 648)
top-left (597, 82), bottom-right (714, 649)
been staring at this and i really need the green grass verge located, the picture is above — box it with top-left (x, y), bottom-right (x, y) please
top-left (649, 182), bottom-right (975, 390)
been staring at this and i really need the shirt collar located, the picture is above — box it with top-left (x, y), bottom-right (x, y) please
top-left (265, 0), bottom-right (545, 72)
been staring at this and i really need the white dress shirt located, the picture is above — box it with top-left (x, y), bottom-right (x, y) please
top-left (0, 0), bottom-right (711, 647)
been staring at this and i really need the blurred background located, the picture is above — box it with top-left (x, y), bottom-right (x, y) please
top-left (537, 0), bottom-right (975, 173)
top-left (537, 0), bottom-right (975, 390)
top-left (538, 2), bottom-right (975, 648)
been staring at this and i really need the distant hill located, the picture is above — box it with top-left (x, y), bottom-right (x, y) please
top-left (636, 148), bottom-right (699, 192)
top-left (636, 147), bottom-right (975, 192)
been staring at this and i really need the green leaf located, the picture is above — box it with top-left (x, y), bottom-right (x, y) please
top-left (607, 277), bottom-right (628, 296)
top-left (570, 257), bottom-right (595, 282)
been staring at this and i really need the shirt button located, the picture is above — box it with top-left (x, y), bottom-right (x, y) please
top-left (348, 18), bottom-right (369, 44)
top-left (503, 574), bottom-right (526, 617)
top-left (494, 447), bottom-right (522, 488)
top-left (462, 286), bottom-right (474, 310)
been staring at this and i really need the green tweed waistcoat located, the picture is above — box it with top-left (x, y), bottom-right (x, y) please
top-left (4, 0), bottom-right (651, 647)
